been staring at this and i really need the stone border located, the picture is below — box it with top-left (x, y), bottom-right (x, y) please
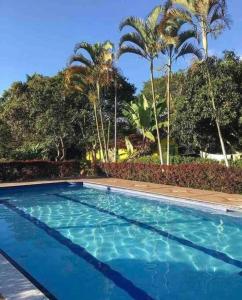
top-left (1, 178), bottom-right (242, 213)
top-left (0, 254), bottom-right (47, 300)
top-left (82, 178), bottom-right (242, 215)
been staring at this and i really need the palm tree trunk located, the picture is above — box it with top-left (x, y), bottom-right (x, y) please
top-left (201, 21), bottom-right (208, 60)
top-left (206, 71), bottom-right (229, 167)
top-left (114, 76), bottom-right (118, 162)
top-left (97, 82), bottom-right (108, 162)
top-left (150, 60), bottom-right (163, 165)
top-left (60, 137), bottom-right (66, 161)
top-left (166, 56), bottom-right (172, 166)
top-left (93, 101), bottom-right (104, 162)
top-left (201, 25), bottom-right (229, 167)
top-left (107, 119), bottom-right (111, 162)
top-left (55, 142), bottom-right (61, 161)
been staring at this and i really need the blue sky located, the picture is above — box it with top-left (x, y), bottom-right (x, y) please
top-left (0, 0), bottom-right (242, 94)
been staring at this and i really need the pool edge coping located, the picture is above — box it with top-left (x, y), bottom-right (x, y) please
top-left (0, 178), bottom-right (242, 215)
top-left (0, 252), bottom-right (50, 300)
top-left (82, 180), bottom-right (242, 216)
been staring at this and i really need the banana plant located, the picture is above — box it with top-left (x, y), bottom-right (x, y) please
top-left (123, 95), bottom-right (166, 143)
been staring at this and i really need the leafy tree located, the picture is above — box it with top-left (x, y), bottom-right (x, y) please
top-left (0, 81), bottom-right (34, 156)
top-left (28, 74), bottom-right (84, 160)
top-left (0, 73), bottom-right (93, 160)
top-left (0, 119), bottom-right (12, 158)
top-left (170, 0), bottom-right (231, 165)
top-left (172, 52), bottom-right (242, 154)
top-left (0, 70), bottom-right (135, 161)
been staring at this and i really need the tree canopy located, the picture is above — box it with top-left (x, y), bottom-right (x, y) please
top-left (0, 72), bottom-right (135, 161)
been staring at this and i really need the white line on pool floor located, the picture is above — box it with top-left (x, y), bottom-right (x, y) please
top-left (0, 254), bottom-right (47, 300)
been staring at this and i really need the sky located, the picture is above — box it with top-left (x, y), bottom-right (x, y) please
top-left (0, 0), bottom-right (242, 95)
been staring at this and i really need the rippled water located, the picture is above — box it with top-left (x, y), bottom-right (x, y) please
top-left (0, 183), bottom-right (242, 299)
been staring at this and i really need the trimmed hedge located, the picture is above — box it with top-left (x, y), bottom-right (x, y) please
top-left (98, 162), bottom-right (242, 194)
top-left (0, 160), bottom-right (80, 182)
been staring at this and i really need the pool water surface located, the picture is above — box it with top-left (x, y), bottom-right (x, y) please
top-left (0, 182), bottom-right (242, 300)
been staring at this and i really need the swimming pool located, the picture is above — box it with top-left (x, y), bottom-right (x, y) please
top-left (0, 182), bottom-right (242, 299)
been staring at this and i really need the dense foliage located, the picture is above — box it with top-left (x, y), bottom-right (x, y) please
top-left (0, 72), bottom-right (135, 161)
top-left (140, 52), bottom-right (242, 155)
top-left (172, 52), bottom-right (242, 154)
top-left (0, 160), bottom-right (80, 182)
top-left (1, 0), bottom-right (242, 189)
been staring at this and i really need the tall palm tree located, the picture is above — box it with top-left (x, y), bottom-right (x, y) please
top-left (170, 0), bottom-right (230, 166)
top-left (112, 47), bottom-right (119, 163)
top-left (65, 65), bottom-right (105, 161)
top-left (67, 41), bottom-right (114, 162)
top-left (119, 6), bottom-right (166, 165)
top-left (159, 13), bottom-right (202, 165)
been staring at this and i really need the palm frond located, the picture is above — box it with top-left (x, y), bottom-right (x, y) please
top-left (147, 5), bottom-right (164, 30)
top-left (65, 65), bottom-right (87, 77)
top-left (164, 0), bottom-right (173, 12)
top-left (171, 0), bottom-right (196, 13)
top-left (118, 45), bottom-right (145, 59)
top-left (119, 32), bottom-right (145, 52)
top-left (74, 42), bottom-right (97, 64)
top-left (176, 42), bottom-right (203, 60)
top-left (176, 29), bottom-right (197, 48)
top-left (209, 2), bottom-right (230, 28)
top-left (119, 17), bottom-right (147, 40)
top-left (167, 8), bottom-right (192, 23)
top-left (68, 54), bottom-right (92, 68)
top-left (64, 67), bottom-right (88, 92)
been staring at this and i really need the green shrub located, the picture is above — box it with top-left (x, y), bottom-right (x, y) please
top-left (231, 159), bottom-right (242, 168)
top-left (170, 155), bottom-right (216, 165)
top-left (133, 155), bottom-right (217, 165)
top-left (98, 162), bottom-right (242, 194)
top-left (0, 160), bottom-right (80, 182)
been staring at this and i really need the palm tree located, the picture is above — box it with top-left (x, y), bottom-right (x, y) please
top-left (170, 0), bottom-right (230, 166)
top-left (114, 73), bottom-right (118, 162)
top-left (65, 65), bottom-right (105, 161)
top-left (112, 47), bottom-right (119, 163)
top-left (67, 41), bottom-right (114, 162)
top-left (119, 6), bottom-right (165, 165)
top-left (158, 13), bottom-right (202, 165)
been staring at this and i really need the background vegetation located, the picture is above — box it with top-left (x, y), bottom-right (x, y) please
top-left (0, 0), bottom-right (241, 177)
top-left (1, 51), bottom-right (241, 163)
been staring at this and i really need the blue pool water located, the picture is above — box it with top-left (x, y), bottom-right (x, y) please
top-left (0, 183), bottom-right (242, 300)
